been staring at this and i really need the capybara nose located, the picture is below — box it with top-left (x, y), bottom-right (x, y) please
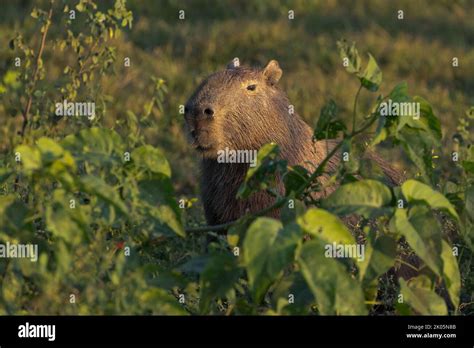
top-left (194, 105), bottom-right (214, 118)
top-left (203, 107), bottom-right (214, 117)
top-left (187, 105), bottom-right (214, 119)
top-left (190, 129), bottom-right (197, 138)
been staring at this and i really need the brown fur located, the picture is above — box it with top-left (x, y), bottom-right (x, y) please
top-left (184, 59), bottom-right (402, 226)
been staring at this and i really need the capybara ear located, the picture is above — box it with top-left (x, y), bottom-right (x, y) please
top-left (226, 57), bottom-right (240, 69)
top-left (263, 60), bottom-right (282, 85)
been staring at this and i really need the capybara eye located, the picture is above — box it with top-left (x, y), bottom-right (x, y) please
top-left (247, 84), bottom-right (257, 91)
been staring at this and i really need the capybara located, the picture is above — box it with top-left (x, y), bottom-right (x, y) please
top-left (184, 58), bottom-right (402, 226)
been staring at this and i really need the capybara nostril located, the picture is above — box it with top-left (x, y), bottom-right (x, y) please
top-left (190, 129), bottom-right (197, 138)
top-left (204, 107), bottom-right (214, 117)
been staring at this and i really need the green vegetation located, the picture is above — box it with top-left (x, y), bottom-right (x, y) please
top-left (0, 0), bottom-right (472, 315)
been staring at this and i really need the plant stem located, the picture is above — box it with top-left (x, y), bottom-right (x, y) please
top-left (395, 258), bottom-right (420, 273)
top-left (352, 84), bottom-right (363, 133)
top-left (20, 1), bottom-right (54, 138)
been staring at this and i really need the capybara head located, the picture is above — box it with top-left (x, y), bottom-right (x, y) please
top-left (184, 58), bottom-right (290, 158)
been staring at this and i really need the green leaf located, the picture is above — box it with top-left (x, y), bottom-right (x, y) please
top-left (466, 106), bottom-right (474, 119)
top-left (337, 40), bottom-right (361, 74)
top-left (35, 137), bottom-right (76, 178)
top-left (0, 195), bottom-right (32, 237)
top-left (80, 175), bottom-right (128, 216)
top-left (393, 206), bottom-right (443, 276)
top-left (199, 253), bottom-right (240, 313)
top-left (131, 145), bottom-right (171, 177)
top-left (322, 179), bottom-right (393, 218)
top-left (388, 81), bottom-right (410, 102)
top-left (30, 8), bottom-right (39, 18)
top-left (280, 197), bottom-right (306, 225)
top-left (271, 272), bottom-right (314, 315)
top-left (401, 179), bottom-right (459, 221)
top-left (3, 70), bottom-right (20, 89)
top-left (371, 82), bottom-right (409, 146)
top-left (55, 239), bottom-right (73, 276)
top-left (145, 204), bottom-right (185, 238)
top-left (135, 177), bottom-right (184, 237)
top-left (397, 97), bottom-right (442, 146)
top-left (440, 240), bottom-right (460, 309)
top-left (313, 99), bottom-right (346, 140)
top-left (243, 142), bottom-right (278, 181)
top-left (61, 127), bottom-right (125, 166)
top-left (341, 139), bottom-right (359, 173)
top-left (392, 96), bottom-right (441, 184)
top-left (359, 155), bottom-right (392, 185)
top-left (359, 233), bottom-right (397, 284)
top-left (370, 125), bottom-right (388, 147)
top-left (462, 146), bottom-right (474, 174)
top-left (125, 110), bottom-right (138, 134)
top-left (0, 168), bottom-right (13, 184)
top-left (237, 143), bottom-right (286, 199)
top-left (414, 96), bottom-right (442, 144)
top-left (399, 276), bottom-right (447, 315)
top-left (148, 205), bottom-right (186, 237)
top-left (298, 240), bottom-right (367, 315)
top-left (466, 186), bottom-right (474, 221)
top-left (243, 218), bottom-right (302, 303)
top-left (296, 208), bottom-right (355, 245)
top-left (462, 161), bottom-right (474, 174)
top-left (398, 129), bottom-right (433, 183)
top-left (75, 2), bottom-right (85, 12)
top-left (36, 137), bottom-right (65, 163)
top-left (226, 216), bottom-right (253, 247)
top-left (15, 145), bottom-right (42, 173)
top-left (283, 165), bottom-right (309, 195)
top-left (139, 288), bottom-right (188, 315)
top-left (46, 189), bottom-right (90, 245)
top-left (359, 53), bottom-right (382, 92)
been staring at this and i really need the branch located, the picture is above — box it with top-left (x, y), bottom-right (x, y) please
top-left (19, 1), bottom-right (54, 138)
top-left (352, 84), bottom-right (363, 133)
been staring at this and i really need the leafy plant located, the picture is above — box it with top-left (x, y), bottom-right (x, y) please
top-left (0, 2), bottom-right (472, 317)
